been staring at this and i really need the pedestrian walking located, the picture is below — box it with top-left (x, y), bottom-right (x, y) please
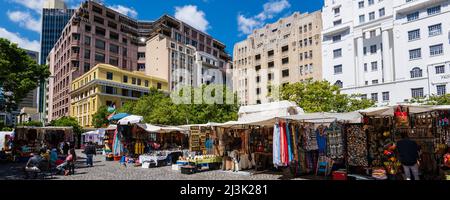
top-left (396, 132), bottom-right (421, 180)
top-left (84, 142), bottom-right (96, 167)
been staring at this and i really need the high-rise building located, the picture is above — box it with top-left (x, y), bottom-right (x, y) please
top-left (233, 12), bottom-right (323, 105)
top-left (145, 15), bottom-right (232, 91)
top-left (47, 1), bottom-right (148, 121)
top-left (70, 64), bottom-right (168, 127)
top-left (40, 0), bottom-right (74, 123)
top-left (321, 0), bottom-right (449, 106)
top-left (17, 50), bottom-right (40, 124)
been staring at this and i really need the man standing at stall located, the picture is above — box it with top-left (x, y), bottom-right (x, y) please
top-left (84, 142), bottom-right (96, 167)
top-left (396, 132), bottom-right (421, 180)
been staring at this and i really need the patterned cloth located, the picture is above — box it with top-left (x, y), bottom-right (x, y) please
top-left (326, 122), bottom-right (344, 160)
top-left (346, 125), bottom-right (368, 167)
top-left (304, 125), bottom-right (318, 151)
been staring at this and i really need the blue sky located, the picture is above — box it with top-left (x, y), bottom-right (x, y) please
top-left (0, 0), bottom-right (324, 53)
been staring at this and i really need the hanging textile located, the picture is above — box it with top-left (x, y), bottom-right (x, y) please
top-left (286, 122), bottom-right (293, 163)
top-left (304, 124), bottom-right (318, 151)
top-left (346, 125), bottom-right (368, 167)
top-left (291, 124), bottom-right (298, 162)
top-left (316, 126), bottom-right (327, 155)
top-left (279, 121), bottom-right (288, 166)
top-left (326, 122), bottom-right (344, 160)
top-left (273, 123), bottom-right (281, 166)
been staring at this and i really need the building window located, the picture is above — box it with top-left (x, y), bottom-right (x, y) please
top-left (371, 62), bottom-right (378, 71)
top-left (410, 67), bottom-right (423, 78)
top-left (369, 12), bottom-right (375, 21)
top-left (109, 57), bottom-right (118, 66)
top-left (332, 35), bottom-right (341, 42)
top-left (437, 85), bottom-right (446, 96)
top-left (333, 49), bottom-right (342, 58)
top-left (255, 65), bottom-right (261, 71)
top-left (256, 76), bottom-right (260, 83)
top-left (428, 24), bottom-right (442, 37)
top-left (255, 54), bottom-right (261, 60)
top-left (436, 65), bottom-right (445, 74)
top-left (256, 88), bottom-right (261, 95)
top-left (157, 83), bottom-right (162, 89)
top-left (268, 73), bottom-right (273, 80)
top-left (123, 75), bottom-right (128, 83)
top-left (95, 27), bottom-right (106, 36)
top-left (368, 0), bottom-right (374, 5)
top-left (361, 94), bottom-right (367, 100)
top-left (268, 61), bottom-right (274, 68)
top-left (370, 30), bottom-right (376, 38)
top-left (359, 15), bottom-right (365, 24)
top-left (138, 52), bottom-right (145, 59)
top-left (268, 50), bottom-right (274, 57)
top-left (138, 64), bottom-right (145, 70)
top-left (84, 49), bottom-right (90, 59)
top-left (110, 44), bottom-right (119, 54)
top-left (427, 5), bottom-right (441, 16)
top-left (94, 52), bottom-right (105, 62)
top-left (132, 78), bottom-right (136, 85)
top-left (333, 20), bottom-right (342, 26)
top-left (379, 8), bottom-right (385, 17)
top-left (106, 72), bottom-right (113, 80)
top-left (282, 57), bottom-right (289, 65)
top-left (281, 45), bottom-right (289, 52)
top-left (282, 69), bottom-right (289, 77)
top-left (370, 45), bottom-right (377, 54)
top-left (137, 79), bottom-right (141, 86)
top-left (407, 12), bottom-right (419, 22)
top-left (95, 39), bottom-right (105, 50)
top-left (334, 65), bottom-right (342, 74)
top-left (412, 88), bottom-right (424, 98)
top-left (364, 63), bottom-right (368, 72)
top-left (363, 47), bottom-right (367, 55)
top-left (408, 29), bottom-right (420, 41)
top-left (409, 48), bottom-right (421, 60)
top-left (371, 93), bottom-right (378, 102)
top-left (358, 1), bottom-right (364, 8)
top-left (382, 92), bottom-right (390, 101)
top-left (84, 36), bottom-right (91, 45)
top-left (334, 80), bottom-right (343, 88)
top-left (372, 80), bottom-right (379, 84)
top-left (430, 44), bottom-right (443, 56)
top-left (84, 63), bottom-right (90, 72)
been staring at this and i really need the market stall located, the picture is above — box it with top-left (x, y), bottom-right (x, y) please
top-left (359, 105), bottom-right (450, 180)
top-left (81, 129), bottom-right (105, 148)
top-left (12, 127), bottom-right (74, 161)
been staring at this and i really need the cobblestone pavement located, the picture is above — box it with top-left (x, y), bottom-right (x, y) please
top-left (0, 150), bottom-right (307, 180)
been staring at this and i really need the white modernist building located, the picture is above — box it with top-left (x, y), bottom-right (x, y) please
top-left (322, 0), bottom-right (450, 106)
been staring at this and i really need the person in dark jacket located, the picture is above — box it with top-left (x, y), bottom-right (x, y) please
top-left (396, 132), bottom-right (421, 180)
top-left (62, 142), bottom-right (70, 155)
top-left (84, 142), bottom-right (96, 167)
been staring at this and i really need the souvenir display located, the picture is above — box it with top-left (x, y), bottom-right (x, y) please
top-left (326, 122), bottom-right (344, 160)
top-left (346, 125), bottom-right (368, 167)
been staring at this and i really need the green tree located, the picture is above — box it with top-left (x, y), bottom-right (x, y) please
top-left (277, 80), bottom-right (374, 113)
top-left (18, 121), bottom-right (43, 127)
top-left (92, 106), bottom-right (112, 128)
top-left (408, 94), bottom-right (450, 105)
top-left (121, 85), bottom-right (239, 125)
top-left (0, 38), bottom-right (50, 111)
top-left (1, 127), bottom-right (13, 131)
top-left (50, 116), bottom-right (83, 135)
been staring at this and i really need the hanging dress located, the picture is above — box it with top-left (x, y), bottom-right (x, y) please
top-left (286, 122), bottom-right (293, 163)
top-left (273, 123), bottom-right (281, 166)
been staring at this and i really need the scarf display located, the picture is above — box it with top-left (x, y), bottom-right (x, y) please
top-left (279, 121), bottom-right (288, 166)
top-left (316, 126), bottom-right (327, 155)
top-left (326, 122), bottom-right (344, 160)
top-left (346, 125), bottom-right (368, 167)
top-left (286, 122), bottom-right (294, 162)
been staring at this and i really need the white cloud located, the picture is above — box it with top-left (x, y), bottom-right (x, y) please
top-left (0, 27), bottom-right (40, 52)
top-left (237, 0), bottom-right (291, 35)
top-left (175, 5), bottom-right (209, 32)
top-left (108, 5), bottom-right (138, 18)
top-left (10, 0), bottom-right (45, 13)
top-left (7, 11), bottom-right (41, 33)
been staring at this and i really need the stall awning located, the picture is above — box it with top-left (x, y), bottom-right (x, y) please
top-left (238, 101), bottom-right (304, 124)
top-left (109, 113), bottom-right (130, 121)
top-left (137, 123), bottom-right (188, 134)
top-left (358, 105), bottom-right (435, 116)
top-left (118, 115), bottom-right (143, 125)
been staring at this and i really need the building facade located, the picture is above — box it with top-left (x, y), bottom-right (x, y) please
top-left (17, 50), bottom-right (40, 124)
top-left (233, 12), bottom-right (323, 105)
top-left (322, 0), bottom-right (450, 105)
top-left (145, 15), bottom-right (232, 91)
top-left (70, 64), bottom-right (168, 127)
top-left (47, 1), bottom-right (148, 121)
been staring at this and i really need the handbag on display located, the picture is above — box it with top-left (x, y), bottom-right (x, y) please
top-left (395, 106), bottom-right (409, 127)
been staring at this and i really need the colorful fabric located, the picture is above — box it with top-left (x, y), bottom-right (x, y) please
top-left (273, 123), bottom-right (281, 166)
top-left (304, 125), bottom-right (318, 151)
top-left (279, 122), bottom-right (288, 166)
top-left (326, 122), bottom-right (344, 159)
top-left (286, 122), bottom-right (294, 163)
top-left (316, 127), bottom-right (327, 155)
top-left (347, 125), bottom-right (368, 167)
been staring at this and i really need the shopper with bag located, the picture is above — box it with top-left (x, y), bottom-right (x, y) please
top-left (396, 132), bottom-right (421, 180)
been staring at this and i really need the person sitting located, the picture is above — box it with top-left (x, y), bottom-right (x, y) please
top-left (25, 153), bottom-right (43, 178)
top-left (56, 150), bottom-right (74, 176)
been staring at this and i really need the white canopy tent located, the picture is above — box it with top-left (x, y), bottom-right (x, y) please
top-left (358, 105), bottom-right (435, 116)
top-left (118, 115), bottom-right (144, 125)
top-left (137, 124), bottom-right (188, 134)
